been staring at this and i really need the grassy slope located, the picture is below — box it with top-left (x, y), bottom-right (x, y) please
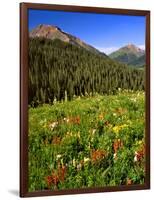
top-left (28, 91), bottom-right (145, 191)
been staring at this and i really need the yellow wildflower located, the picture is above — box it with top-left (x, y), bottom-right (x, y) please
top-left (113, 124), bottom-right (128, 134)
top-left (113, 126), bottom-right (121, 134)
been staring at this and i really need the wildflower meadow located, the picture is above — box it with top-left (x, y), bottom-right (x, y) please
top-left (28, 90), bottom-right (145, 191)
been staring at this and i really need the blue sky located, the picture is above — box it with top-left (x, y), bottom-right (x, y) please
top-left (28, 9), bottom-right (145, 54)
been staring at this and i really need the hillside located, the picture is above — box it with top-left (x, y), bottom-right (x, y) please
top-left (30, 24), bottom-right (107, 57)
top-left (128, 54), bottom-right (145, 68)
top-left (109, 44), bottom-right (145, 67)
top-left (29, 37), bottom-right (144, 106)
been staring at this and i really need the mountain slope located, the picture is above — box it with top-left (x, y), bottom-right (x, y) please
top-left (28, 37), bottom-right (144, 105)
top-left (29, 24), bottom-right (107, 57)
top-left (128, 54), bottom-right (145, 67)
top-left (109, 44), bottom-right (145, 67)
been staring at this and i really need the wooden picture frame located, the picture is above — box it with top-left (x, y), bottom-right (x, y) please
top-left (20, 2), bottom-right (150, 197)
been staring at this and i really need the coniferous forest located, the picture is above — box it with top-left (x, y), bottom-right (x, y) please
top-left (28, 37), bottom-right (144, 106)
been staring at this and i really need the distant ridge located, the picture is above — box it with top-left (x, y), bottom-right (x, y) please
top-left (109, 44), bottom-right (145, 67)
top-left (29, 24), bottom-right (107, 57)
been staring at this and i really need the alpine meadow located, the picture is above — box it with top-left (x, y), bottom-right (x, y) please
top-left (28, 11), bottom-right (146, 192)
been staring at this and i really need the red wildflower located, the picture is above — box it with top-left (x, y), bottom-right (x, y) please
top-left (45, 164), bottom-right (67, 189)
top-left (104, 120), bottom-right (110, 126)
top-left (51, 172), bottom-right (59, 186)
top-left (51, 136), bottom-right (61, 145)
top-left (75, 116), bottom-right (80, 125)
top-left (58, 165), bottom-right (67, 182)
top-left (45, 175), bottom-right (53, 189)
top-left (127, 178), bottom-right (132, 185)
top-left (64, 116), bottom-right (80, 125)
top-left (113, 139), bottom-right (123, 153)
top-left (134, 145), bottom-right (145, 162)
top-left (91, 149), bottom-right (106, 163)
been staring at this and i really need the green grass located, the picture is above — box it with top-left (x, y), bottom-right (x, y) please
top-left (28, 90), bottom-right (145, 191)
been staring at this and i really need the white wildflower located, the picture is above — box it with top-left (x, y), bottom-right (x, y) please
top-left (56, 154), bottom-right (62, 159)
top-left (92, 129), bottom-right (96, 135)
top-left (84, 157), bottom-right (90, 163)
top-left (134, 151), bottom-right (138, 162)
top-left (72, 159), bottom-right (76, 167)
top-left (113, 153), bottom-right (117, 159)
top-left (49, 121), bottom-right (58, 130)
top-left (64, 117), bottom-right (70, 123)
top-left (66, 118), bottom-right (70, 123)
top-left (131, 98), bottom-right (137, 102)
top-left (77, 163), bottom-right (82, 171)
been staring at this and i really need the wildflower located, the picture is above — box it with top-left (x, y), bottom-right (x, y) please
top-left (113, 153), bottom-right (117, 160)
top-left (45, 172), bottom-right (59, 187)
top-left (52, 136), bottom-right (61, 145)
top-left (52, 172), bottom-right (59, 186)
top-left (134, 146), bottom-right (145, 162)
top-left (99, 114), bottom-right (104, 120)
top-left (45, 164), bottom-right (67, 188)
top-left (48, 121), bottom-right (58, 130)
top-left (131, 97), bottom-right (137, 102)
top-left (64, 116), bottom-right (80, 125)
top-left (91, 149), bottom-right (106, 163)
top-left (77, 163), bottom-right (82, 171)
top-left (92, 129), bottom-right (96, 135)
top-left (66, 131), bottom-right (73, 137)
top-left (127, 178), bottom-right (132, 185)
top-left (56, 154), bottom-right (62, 159)
top-left (75, 131), bottom-right (81, 138)
top-left (72, 158), bottom-right (76, 167)
top-left (84, 157), bottom-right (90, 163)
top-left (113, 124), bottom-right (128, 134)
top-left (65, 118), bottom-right (70, 123)
top-left (136, 140), bottom-right (143, 145)
top-left (134, 152), bottom-right (138, 162)
top-left (58, 165), bottom-right (66, 182)
top-left (63, 117), bottom-right (67, 121)
top-left (113, 139), bottom-right (123, 153)
top-left (76, 116), bottom-right (81, 124)
top-left (113, 126), bottom-right (121, 134)
top-left (104, 120), bottom-right (110, 126)
top-left (78, 132), bottom-right (81, 138)
top-left (45, 175), bottom-right (52, 188)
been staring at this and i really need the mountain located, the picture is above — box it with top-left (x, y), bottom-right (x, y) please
top-left (109, 44), bottom-right (145, 67)
top-left (29, 24), bottom-right (107, 57)
top-left (128, 54), bottom-right (145, 67)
